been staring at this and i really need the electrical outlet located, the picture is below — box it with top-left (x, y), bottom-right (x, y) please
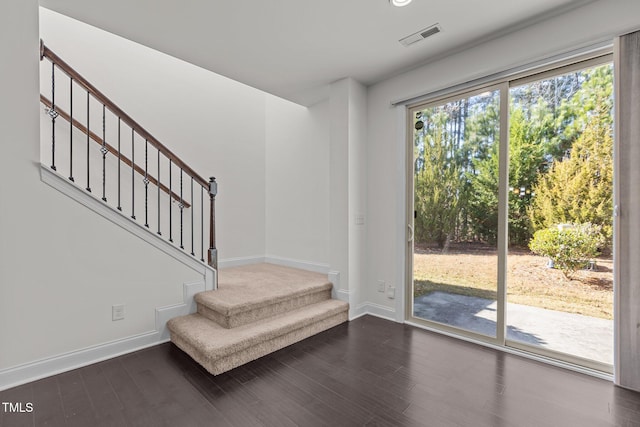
top-left (112, 304), bottom-right (125, 321)
top-left (377, 280), bottom-right (385, 292)
top-left (386, 285), bottom-right (396, 299)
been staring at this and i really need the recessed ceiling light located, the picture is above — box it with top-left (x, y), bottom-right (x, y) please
top-left (390, 0), bottom-right (413, 7)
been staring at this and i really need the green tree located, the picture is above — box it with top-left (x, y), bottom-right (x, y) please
top-left (467, 102), bottom-right (553, 246)
top-left (529, 105), bottom-right (613, 245)
top-left (466, 144), bottom-right (499, 243)
top-left (415, 109), bottom-right (463, 248)
top-left (529, 65), bottom-right (613, 247)
top-left (511, 71), bottom-right (584, 158)
top-left (461, 93), bottom-right (500, 243)
top-left (507, 103), bottom-right (555, 246)
top-left (467, 64), bottom-right (613, 247)
top-left (553, 65), bottom-right (613, 156)
top-left (414, 92), bottom-right (499, 248)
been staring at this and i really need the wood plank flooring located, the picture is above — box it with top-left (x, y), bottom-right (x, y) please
top-left (1, 315), bottom-right (639, 426)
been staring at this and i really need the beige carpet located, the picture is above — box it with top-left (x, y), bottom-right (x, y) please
top-left (169, 300), bottom-right (348, 375)
top-left (167, 263), bottom-right (349, 375)
top-left (196, 264), bottom-right (334, 328)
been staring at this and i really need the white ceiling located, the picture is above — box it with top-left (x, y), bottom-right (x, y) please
top-left (39, 0), bottom-right (596, 106)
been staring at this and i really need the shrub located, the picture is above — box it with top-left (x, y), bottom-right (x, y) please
top-left (529, 223), bottom-right (605, 278)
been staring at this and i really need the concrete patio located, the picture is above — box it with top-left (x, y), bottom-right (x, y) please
top-left (414, 292), bottom-right (613, 365)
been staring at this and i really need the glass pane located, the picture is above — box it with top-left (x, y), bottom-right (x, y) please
top-left (506, 63), bottom-right (614, 365)
top-left (412, 89), bottom-right (500, 338)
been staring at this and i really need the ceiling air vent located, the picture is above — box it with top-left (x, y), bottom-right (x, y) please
top-left (399, 24), bottom-right (442, 47)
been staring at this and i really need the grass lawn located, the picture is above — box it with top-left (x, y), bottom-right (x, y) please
top-left (413, 243), bottom-right (613, 319)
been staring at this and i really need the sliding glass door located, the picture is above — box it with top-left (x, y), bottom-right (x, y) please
top-left (410, 87), bottom-right (502, 340)
top-left (408, 57), bottom-right (614, 372)
top-left (504, 62), bottom-right (614, 371)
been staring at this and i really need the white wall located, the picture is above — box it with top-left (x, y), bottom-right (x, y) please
top-left (347, 80), bottom-right (367, 313)
top-left (265, 96), bottom-right (330, 269)
top-left (40, 8), bottom-right (268, 262)
top-left (328, 78), bottom-right (368, 314)
top-left (0, 6), bottom-right (338, 388)
top-left (0, 1), bottom-right (203, 384)
top-left (268, 76), bottom-right (369, 313)
top-left (329, 79), bottom-right (351, 299)
top-left (365, 0), bottom-right (640, 316)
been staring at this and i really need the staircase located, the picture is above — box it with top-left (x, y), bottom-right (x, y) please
top-left (39, 43), bottom-right (348, 377)
top-left (167, 263), bottom-right (349, 375)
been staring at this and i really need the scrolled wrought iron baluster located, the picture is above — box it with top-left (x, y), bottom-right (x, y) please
top-left (144, 139), bottom-right (149, 228)
top-left (169, 159), bottom-right (173, 242)
top-left (39, 46), bottom-right (220, 267)
top-left (39, 45), bottom-right (217, 265)
top-left (180, 169), bottom-right (184, 250)
top-left (208, 177), bottom-right (217, 270)
top-left (48, 62), bottom-right (59, 171)
top-left (101, 105), bottom-right (107, 202)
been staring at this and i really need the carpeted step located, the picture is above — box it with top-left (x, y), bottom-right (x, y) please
top-left (195, 264), bottom-right (333, 328)
top-left (167, 299), bottom-right (349, 375)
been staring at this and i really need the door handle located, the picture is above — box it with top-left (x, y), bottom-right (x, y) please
top-left (408, 223), bottom-right (414, 242)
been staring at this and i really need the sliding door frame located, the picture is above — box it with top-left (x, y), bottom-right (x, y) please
top-left (405, 82), bottom-right (507, 347)
top-left (405, 52), bottom-right (614, 373)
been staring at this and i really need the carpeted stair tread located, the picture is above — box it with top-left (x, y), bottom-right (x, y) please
top-left (168, 299), bottom-right (347, 357)
top-left (195, 263), bottom-right (332, 317)
top-left (168, 299), bottom-right (349, 375)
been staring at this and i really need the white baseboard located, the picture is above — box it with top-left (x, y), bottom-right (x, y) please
top-left (328, 271), bottom-right (340, 299)
top-left (156, 281), bottom-right (205, 341)
top-left (264, 255), bottom-right (330, 274)
top-left (218, 255), bottom-right (265, 269)
top-left (336, 288), bottom-right (350, 303)
top-left (350, 302), bottom-right (398, 322)
top-left (0, 332), bottom-right (165, 392)
top-left (0, 281), bottom-right (204, 392)
top-left (220, 255), bottom-right (331, 278)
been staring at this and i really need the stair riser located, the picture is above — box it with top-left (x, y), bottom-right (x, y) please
top-left (170, 310), bottom-right (348, 375)
top-left (197, 288), bottom-right (332, 328)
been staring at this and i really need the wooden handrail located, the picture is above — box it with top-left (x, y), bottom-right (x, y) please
top-left (40, 40), bottom-right (208, 189)
top-left (40, 94), bottom-right (192, 208)
top-left (40, 41), bottom-right (216, 276)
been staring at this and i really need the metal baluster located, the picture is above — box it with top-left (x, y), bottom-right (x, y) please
top-left (157, 150), bottom-right (161, 235)
top-left (69, 78), bottom-right (74, 181)
top-left (48, 62), bottom-right (58, 171)
top-left (131, 129), bottom-right (135, 220)
top-left (180, 169), bottom-right (184, 249)
top-left (169, 159), bottom-right (173, 242)
top-left (101, 105), bottom-right (107, 202)
top-left (208, 177), bottom-right (218, 271)
top-left (144, 140), bottom-right (149, 228)
top-left (191, 177), bottom-right (195, 256)
top-left (201, 186), bottom-right (204, 262)
top-left (117, 118), bottom-right (122, 211)
top-left (86, 91), bottom-right (91, 192)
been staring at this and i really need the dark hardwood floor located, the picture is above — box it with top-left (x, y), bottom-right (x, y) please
top-left (1, 315), bottom-right (639, 426)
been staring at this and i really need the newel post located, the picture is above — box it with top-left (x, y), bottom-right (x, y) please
top-left (207, 177), bottom-right (218, 276)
